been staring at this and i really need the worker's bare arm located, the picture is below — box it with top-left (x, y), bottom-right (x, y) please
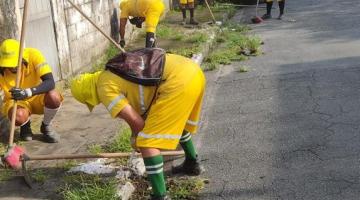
top-left (117, 104), bottom-right (144, 137)
top-left (119, 18), bottom-right (128, 41)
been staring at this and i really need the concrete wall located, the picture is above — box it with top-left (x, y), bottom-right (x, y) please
top-left (64, 0), bottom-right (113, 74)
top-left (0, 0), bottom-right (21, 43)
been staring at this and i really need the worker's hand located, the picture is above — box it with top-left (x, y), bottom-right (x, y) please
top-left (9, 87), bottom-right (32, 100)
top-left (119, 40), bottom-right (126, 48)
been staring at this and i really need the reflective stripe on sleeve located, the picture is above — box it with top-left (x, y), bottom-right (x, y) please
top-left (107, 94), bottom-right (125, 112)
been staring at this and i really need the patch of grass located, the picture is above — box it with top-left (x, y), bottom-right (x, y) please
top-left (60, 160), bottom-right (79, 171)
top-left (168, 46), bottom-right (201, 58)
top-left (31, 169), bottom-right (49, 184)
top-left (91, 44), bottom-right (120, 72)
top-left (0, 168), bottom-right (15, 182)
top-left (238, 66), bottom-right (249, 73)
top-left (156, 24), bottom-right (174, 39)
top-left (0, 143), bottom-right (5, 155)
top-left (186, 32), bottom-right (208, 44)
top-left (168, 177), bottom-right (206, 200)
top-left (88, 144), bottom-right (104, 154)
top-left (131, 176), bottom-right (207, 200)
top-left (61, 174), bottom-right (118, 200)
top-left (247, 35), bottom-right (262, 55)
top-left (204, 23), bottom-right (261, 70)
top-left (104, 128), bottom-right (132, 153)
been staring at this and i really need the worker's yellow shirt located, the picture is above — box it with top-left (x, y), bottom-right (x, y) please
top-left (120, 0), bottom-right (165, 32)
top-left (0, 48), bottom-right (52, 101)
top-left (97, 54), bottom-right (206, 150)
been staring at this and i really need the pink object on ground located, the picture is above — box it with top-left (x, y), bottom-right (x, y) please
top-left (4, 145), bottom-right (25, 169)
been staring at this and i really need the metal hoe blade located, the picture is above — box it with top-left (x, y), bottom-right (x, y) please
top-left (21, 154), bottom-right (32, 188)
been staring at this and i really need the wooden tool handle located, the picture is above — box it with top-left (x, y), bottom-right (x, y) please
top-left (25, 151), bottom-right (184, 161)
top-left (66, 0), bottom-right (125, 53)
top-left (9, 0), bottom-right (30, 147)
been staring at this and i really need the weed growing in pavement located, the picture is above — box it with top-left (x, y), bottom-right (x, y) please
top-left (91, 44), bottom-right (120, 72)
top-left (60, 160), bottom-right (79, 171)
top-left (132, 176), bottom-right (207, 200)
top-left (88, 144), bottom-right (104, 154)
top-left (104, 128), bottom-right (132, 153)
top-left (0, 168), bottom-right (15, 182)
top-left (238, 66), bottom-right (249, 73)
top-left (0, 143), bottom-right (5, 156)
top-left (31, 169), bottom-right (49, 184)
top-left (204, 23), bottom-right (262, 71)
top-left (61, 174), bottom-right (118, 200)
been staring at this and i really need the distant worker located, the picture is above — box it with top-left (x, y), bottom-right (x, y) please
top-left (262, 0), bottom-right (285, 20)
top-left (71, 51), bottom-right (205, 200)
top-left (180, 0), bottom-right (199, 25)
top-left (119, 0), bottom-right (165, 48)
top-left (0, 39), bottom-right (62, 143)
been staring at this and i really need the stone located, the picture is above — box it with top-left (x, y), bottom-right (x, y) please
top-left (116, 181), bottom-right (135, 200)
top-left (115, 168), bottom-right (132, 180)
top-left (68, 159), bottom-right (116, 175)
top-left (129, 157), bottom-right (146, 176)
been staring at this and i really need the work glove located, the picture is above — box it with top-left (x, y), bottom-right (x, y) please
top-left (129, 17), bottom-right (144, 28)
top-left (9, 87), bottom-right (32, 100)
top-left (119, 40), bottom-right (126, 48)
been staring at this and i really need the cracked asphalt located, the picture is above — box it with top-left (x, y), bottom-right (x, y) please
top-left (198, 0), bottom-right (360, 199)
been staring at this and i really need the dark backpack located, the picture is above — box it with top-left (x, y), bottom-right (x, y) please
top-left (105, 48), bottom-right (166, 117)
top-left (105, 48), bottom-right (166, 86)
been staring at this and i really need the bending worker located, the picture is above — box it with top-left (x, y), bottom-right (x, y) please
top-left (71, 53), bottom-right (205, 200)
top-left (180, 0), bottom-right (199, 25)
top-left (262, 0), bottom-right (286, 20)
top-left (119, 0), bottom-right (165, 48)
top-left (0, 39), bottom-right (62, 143)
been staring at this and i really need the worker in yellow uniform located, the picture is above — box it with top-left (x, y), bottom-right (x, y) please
top-left (262, 0), bottom-right (286, 20)
top-left (119, 0), bottom-right (165, 48)
top-left (71, 53), bottom-right (205, 200)
top-left (0, 39), bottom-right (63, 143)
top-left (180, 0), bottom-right (199, 25)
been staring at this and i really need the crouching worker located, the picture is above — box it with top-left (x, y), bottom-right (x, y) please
top-left (0, 39), bottom-right (62, 143)
top-left (119, 0), bottom-right (165, 48)
top-left (70, 49), bottom-right (205, 200)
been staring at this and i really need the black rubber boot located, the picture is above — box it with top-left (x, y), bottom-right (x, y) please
top-left (20, 120), bottom-right (33, 141)
top-left (172, 157), bottom-right (204, 176)
top-left (189, 18), bottom-right (199, 25)
top-left (151, 194), bottom-right (171, 200)
top-left (40, 122), bottom-right (60, 143)
top-left (262, 13), bottom-right (272, 20)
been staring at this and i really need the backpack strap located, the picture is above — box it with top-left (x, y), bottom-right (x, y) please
top-left (141, 53), bottom-right (166, 118)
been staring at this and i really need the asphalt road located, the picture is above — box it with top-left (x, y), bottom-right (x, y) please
top-left (199, 0), bottom-right (360, 199)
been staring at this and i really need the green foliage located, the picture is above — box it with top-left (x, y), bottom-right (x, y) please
top-left (204, 23), bottom-right (261, 70)
top-left (0, 168), bottom-right (15, 182)
top-left (156, 24), bottom-right (174, 38)
top-left (62, 174), bottom-right (118, 200)
top-left (88, 144), bottom-right (104, 154)
top-left (31, 169), bottom-right (49, 184)
top-left (168, 177), bottom-right (206, 200)
top-left (91, 44), bottom-right (120, 72)
top-left (105, 128), bottom-right (132, 153)
top-left (186, 33), bottom-right (208, 44)
top-left (61, 160), bottom-right (79, 171)
top-left (238, 66), bottom-right (249, 73)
